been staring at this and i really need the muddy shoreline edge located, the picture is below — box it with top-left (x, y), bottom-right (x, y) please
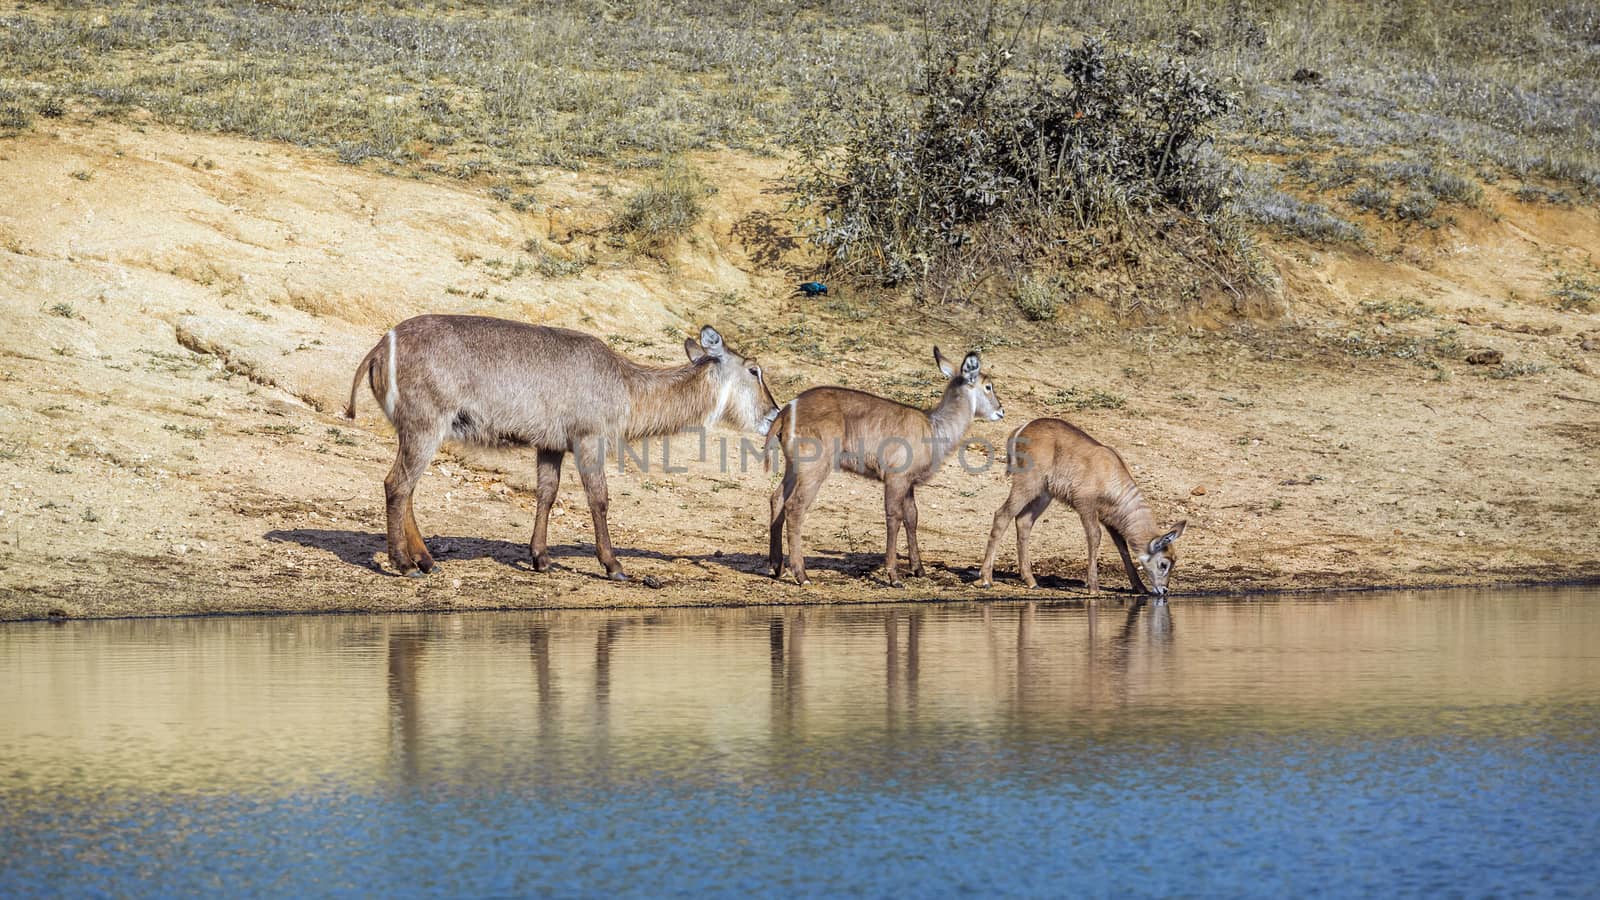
top-left (5, 572), bottom-right (1596, 624)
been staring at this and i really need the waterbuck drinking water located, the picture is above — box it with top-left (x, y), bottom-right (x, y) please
top-left (345, 315), bottom-right (780, 578)
top-left (977, 417), bottom-right (1186, 596)
top-left (766, 348), bottom-right (1005, 587)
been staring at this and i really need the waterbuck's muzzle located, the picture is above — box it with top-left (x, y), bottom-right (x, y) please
top-left (757, 407), bottom-right (780, 436)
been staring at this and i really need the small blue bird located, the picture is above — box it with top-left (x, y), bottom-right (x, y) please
top-left (798, 281), bottom-right (828, 297)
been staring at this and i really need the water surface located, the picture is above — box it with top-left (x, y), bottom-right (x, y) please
top-left (3, 588), bottom-right (1598, 896)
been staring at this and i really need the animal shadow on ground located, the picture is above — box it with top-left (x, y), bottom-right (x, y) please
top-left (268, 528), bottom-right (781, 581)
top-left (266, 528), bottom-right (960, 586)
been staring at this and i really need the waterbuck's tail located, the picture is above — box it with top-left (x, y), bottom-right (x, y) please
top-left (762, 400), bottom-right (795, 473)
top-left (1002, 423), bottom-right (1027, 474)
top-left (345, 329), bottom-right (398, 422)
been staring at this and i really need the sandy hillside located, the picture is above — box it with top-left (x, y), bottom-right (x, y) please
top-left (1, 121), bottom-right (1597, 621)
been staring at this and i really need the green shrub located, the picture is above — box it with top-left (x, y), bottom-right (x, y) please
top-left (792, 27), bottom-right (1236, 288)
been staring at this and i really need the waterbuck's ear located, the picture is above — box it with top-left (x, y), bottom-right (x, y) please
top-left (961, 351), bottom-right (981, 383)
top-left (1148, 521), bottom-right (1186, 555)
top-left (699, 325), bottom-right (726, 359)
top-left (934, 346), bottom-right (955, 379)
top-left (684, 337), bottom-right (704, 362)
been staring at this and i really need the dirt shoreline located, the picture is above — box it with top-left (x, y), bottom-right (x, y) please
top-left (4, 575), bottom-right (1599, 625)
top-left (2, 122), bottom-right (1598, 622)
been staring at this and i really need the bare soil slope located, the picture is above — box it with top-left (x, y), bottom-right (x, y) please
top-left (1, 122), bottom-right (1597, 620)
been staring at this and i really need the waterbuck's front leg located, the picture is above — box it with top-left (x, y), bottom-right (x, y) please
top-left (1077, 506), bottom-right (1103, 594)
top-left (979, 485), bottom-right (1031, 587)
top-left (574, 436), bottom-right (626, 581)
top-left (901, 486), bottom-right (925, 578)
top-left (882, 478), bottom-right (910, 587)
top-left (1013, 492), bottom-right (1053, 589)
top-left (529, 448), bottom-right (564, 572)
top-left (1107, 528), bottom-right (1148, 595)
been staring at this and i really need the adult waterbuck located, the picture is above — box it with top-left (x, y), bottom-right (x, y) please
top-left (345, 315), bottom-right (780, 579)
top-left (766, 349), bottom-right (1005, 587)
top-left (977, 418), bottom-right (1187, 597)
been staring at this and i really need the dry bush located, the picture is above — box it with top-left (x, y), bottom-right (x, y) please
top-left (612, 160), bottom-right (706, 252)
top-left (790, 19), bottom-right (1261, 313)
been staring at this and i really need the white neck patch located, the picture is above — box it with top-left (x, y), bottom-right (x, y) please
top-left (705, 376), bottom-right (736, 429)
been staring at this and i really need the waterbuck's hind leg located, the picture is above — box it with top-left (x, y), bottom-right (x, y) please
top-left (384, 424), bottom-right (447, 576)
top-left (783, 466), bottom-right (826, 586)
top-left (529, 448), bottom-right (565, 572)
top-left (1108, 528), bottom-right (1148, 594)
top-left (574, 437), bottom-right (626, 581)
top-left (769, 466), bottom-right (797, 578)
top-left (1013, 492), bottom-right (1053, 589)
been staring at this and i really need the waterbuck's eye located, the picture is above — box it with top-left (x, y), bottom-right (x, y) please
top-left (748, 367), bottom-right (760, 377)
top-left (984, 384), bottom-right (993, 392)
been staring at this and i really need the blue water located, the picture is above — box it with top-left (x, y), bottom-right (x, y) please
top-left (3, 589), bottom-right (1598, 896)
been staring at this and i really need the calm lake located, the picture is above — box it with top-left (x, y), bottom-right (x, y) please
top-left (3, 587), bottom-right (1598, 896)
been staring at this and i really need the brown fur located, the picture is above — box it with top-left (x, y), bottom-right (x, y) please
top-left (978, 417), bottom-right (1186, 595)
top-left (767, 348), bottom-right (1004, 587)
top-left (348, 315), bottom-right (779, 578)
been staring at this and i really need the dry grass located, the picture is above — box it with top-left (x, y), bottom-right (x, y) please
top-left (0, 1), bottom-right (924, 171)
top-left (1, 1), bottom-right (1595, 289)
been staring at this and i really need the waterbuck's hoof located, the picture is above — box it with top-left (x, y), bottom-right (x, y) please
top-left (531, 555), bottom-right (553, 573)
top-left (911, 566), bottom-right (926, 578)
top-left (888, 579), bottom-right (906, 589)
top-left (402, 568), bottom-right (427, 579)
top-left (977, 578), bottom-right (993, 589)
top-left (607, 570), bottom-right (630, 582)
top-left (793, 576), bottom-right (811, 587)
top-left (417, 557), bottom-right (436, 575)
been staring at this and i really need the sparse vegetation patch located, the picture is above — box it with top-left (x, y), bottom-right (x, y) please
top-left (612, 160), bottom-right (706, 252)
top-left (1013, 277), bottom-right (1060, 322)
top-left (1049, 387), bottom-right (1126, 411)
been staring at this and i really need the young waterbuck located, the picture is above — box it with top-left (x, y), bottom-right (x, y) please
top-left (978, 418), bottom-right (1186, 596)
top-left (346, 315), bottom-right (780, 578)
top-left (767, 348), bottom-right (1005, 587)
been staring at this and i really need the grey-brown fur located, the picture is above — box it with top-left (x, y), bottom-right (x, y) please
top-left (766, 348), bottom-right (1004, 587)
top-left (977, 417), bottom-right (1186, 596)
top-left (346, 314), bottom-right (779, 578)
